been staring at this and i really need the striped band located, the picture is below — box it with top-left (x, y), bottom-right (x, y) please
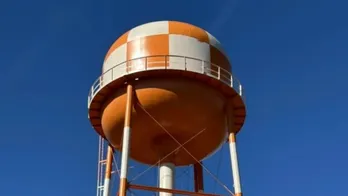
top-left (102, 21), bottom-right (231, 74)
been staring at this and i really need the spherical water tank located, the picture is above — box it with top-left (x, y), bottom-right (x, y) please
top-left (88, 21), bottom-right (246, 166)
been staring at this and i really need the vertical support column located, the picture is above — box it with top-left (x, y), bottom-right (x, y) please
top-left (159, 163), bottom-right (175, 196)
top-left (226, 105), bottom-right (243, 196)
top-left (193, 162), bottom-right (204, 192)
top-left (103, 146), bottom-right (113, 196)
top-left (119, 84), bottom-right (134, 196)
top-left (228, 132), bottom-right (242, 196)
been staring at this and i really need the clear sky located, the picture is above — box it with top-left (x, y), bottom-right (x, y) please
top-left (1, 0), bottom-right (347, 195)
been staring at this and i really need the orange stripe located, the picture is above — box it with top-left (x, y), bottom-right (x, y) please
top-left (193, 163), bottom-right (204, 192)
top-left (104, 31), bottom-right (129, 61)
top-left (127, 34), bottom-right (169, 71)
top-left (105, 146), bottom-right (113, 179)
top-left (124, 84), bottom-right (133, 127)
top-left (119, 178), bottom-right (127, 196)
top-left (168, 21), bottom-right (209, 43)
top-left (210, 45), bottom-right (231, 79)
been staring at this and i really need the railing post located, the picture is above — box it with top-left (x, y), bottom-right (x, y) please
top-left (164, 55), bottom-right (167, 69)
top-left (201, 61), bottom-right (205, 73)
top-left (99, 77), bottom-right (102, 89)
top-left (230, 75), bottom-right (234, 88)
top-left (91, 86), bottom-right (95, 98)
top-left (145, 57), bottom-right (147, 70)
top-left (88, 96), bottom-right (90, 107)
top-left (218, 67), bottom-right (221, 80)
top-left (184, 56), bottom-right (187, 70)
top-left (239, 84), bottom-right (242, 96)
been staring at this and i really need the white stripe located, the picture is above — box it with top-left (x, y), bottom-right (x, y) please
top-left (102, 178), bottom-right (110, 196)
top-left (103, 43), bottom-right (127, 73)
top-left (127, 21), bottom-right (169, 42)
top-left (101, 43), bottom-right (128, 87)
top-left (120, 126), bottom-right (131, 178)
top-left (229, 141), bottom-right (242, 194)
top-left (159, 162), bottom-right (175, 196)
top-left (169, 34), bottom-right (210, 73)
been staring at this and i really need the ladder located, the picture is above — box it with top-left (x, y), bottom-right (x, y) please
top-left (96, 136), bottom-right (107, 196)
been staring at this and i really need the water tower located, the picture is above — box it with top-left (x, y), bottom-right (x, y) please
top-left (88, 21), bottom-right (246, 196)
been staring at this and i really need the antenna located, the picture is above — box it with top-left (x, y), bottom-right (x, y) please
top-left (88, 20), bottom-right (246, 196)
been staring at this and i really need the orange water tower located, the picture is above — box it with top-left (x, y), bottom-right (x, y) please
top-left (88, 21), bottom-right (246, 196)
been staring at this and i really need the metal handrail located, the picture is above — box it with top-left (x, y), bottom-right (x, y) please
top-left (88, 55), bottom-right (244, 107)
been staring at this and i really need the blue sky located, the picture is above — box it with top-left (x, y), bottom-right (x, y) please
top-left (1, 0), bottom-right (347, 195)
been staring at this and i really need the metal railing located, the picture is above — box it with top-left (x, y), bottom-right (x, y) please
top-left (88, 55), bottom-right (244, 107)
